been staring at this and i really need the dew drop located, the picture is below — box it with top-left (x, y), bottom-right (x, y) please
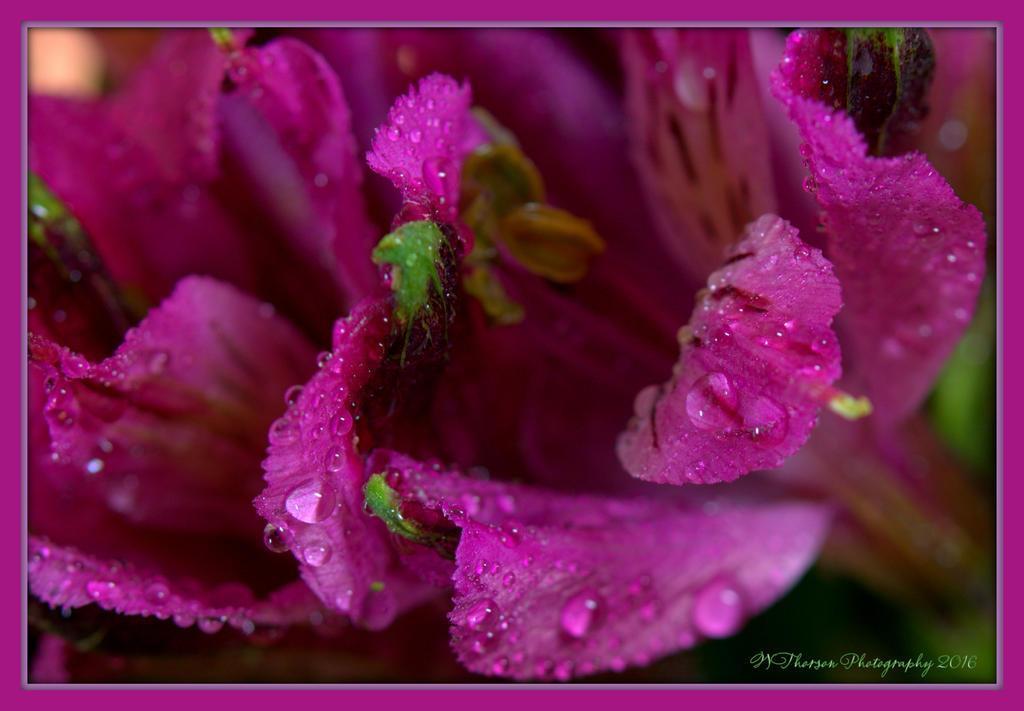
top-left (268, 416), bottom-right (297, 445)
top-left (197, 616), bottom-right (225, 634)
top-left (502, 573), bottom-right (516, 588)
top-left (409, 129), bottom-right (422, 143)
top-left (560, 588), bottom-right (603, 638)
top-left (692, 578), bottom-right (744, 638)
top-left (302, 540), bottom-right (333, 567)
top-left (283, 385), bottom-right (304, 407)
top-left (172, 613), bottom-right (195, 628)
top-left (465, 598), bottom-right (497, 630)
top-left (316, 351), bottom-right (332, 368)
top-left (553, 660), bottom-right (574, 682)
top-left (685, 372), bottom-right (740, 431)
top-left (639, 599), bottom-right (661, 621)
top-left (87, 580), bottom-right (119, 604)
top-left (421, 156), bottom-right (458, 199)
top-left (63, 354), bottom-right (90, 378)
top-left (285, 479), bottom-right (337, 523)
top-left (386, 126), bottom-right (400, 141)
top-left (85, 458), bottom-right (105, 475)
top-left (263, 523), bottom-right (289, 553)
top-left (329, 412), bottom-right (352, 436)
top-left (745, 397), bottom-right (789, 447)
top-left (324, 446), bottom-right (345, 473)
top-left (143, 581), bottom-right (170, 605)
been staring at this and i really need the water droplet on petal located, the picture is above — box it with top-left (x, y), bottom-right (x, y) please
top-left (686, 372), bottom-right (740, 431)
top-left (283, 385), bottom-right (304, 407)
top-left (85, 458), bottom-right (104, 475)
top-left (692, 578), bottom-right (744, 638)
top-left (268, 416), bottom-right (297, 445)
top-left (86, 580), bottom-right (113, 600)
top-left (263, 523), bottom-right (289, 553)
top-left (502, 573), bottom-right (516, 588)
top-left (329, 412), bottom-right (352, 436)
top-left (553, 660), bottom-right (574, 681)
top-left (197, 616), bottom-right (224, 634)
top-left (560, 588), bottom-right (603, 638)
top-left (409, 129), bottom-right (422, 143)
top-left (316, 351), bottom-right (332, 368)
top-left (324, 446), bottom-right (345, 473)
top-left (285, 479), bottom-right (337, 523)
top-left (143, 581), bottom-right (170, 605)
top-left (63, 354), bottom-right (90, 378)
top-left (302, 539), bottom-right (332, 567)
top-left (465, 598), bottom-right (497, 630)
top-left (745, 397), bottom-right (789, 447)
top-left (172, 613), bottom-right (195, 628)
top-left (421, 156), bottom-right (458, 200)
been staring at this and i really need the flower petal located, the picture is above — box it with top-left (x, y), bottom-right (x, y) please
top-left (254, 297), bottom-right (437, 630)
top-left (617, 214), bottom-right (843, 485)
top-left (28, 276), bottom-right (317, 536)
top-left (366, 72), bottom-right (488, 224)
top-left (372, 450), bottom-right (830, 681)
top-left (107, 30), bottom-right (229, 183)
top-left (28, 31), bottom-right (248, 305)
top-left (221, 37), bottom-right (379, 304)
top-left (622, 29), bottom-right (778, 282)
top-left (772, 57), bottom-right (987, 424)
top-left (29, 535), bottom-right (321, 633)
top-left (29, 30), bottom-right (375, 343)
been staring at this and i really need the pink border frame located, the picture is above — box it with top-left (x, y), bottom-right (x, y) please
top-left (5, 0), bottom-right (1017, 707)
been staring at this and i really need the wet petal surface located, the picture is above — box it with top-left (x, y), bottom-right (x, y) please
top-left (29, 535), bottom-right (322, 633)
top-left (28, 276), bottom-right (317, 536)
top-left (617, 215), bottom-right (843, 485)
top-left (773, 46), bottom-right (987, 424)
top-left (371, 450), bottom-right (830, 681)
top-left (254, 297), bottom-right (438, 629)
top-left (366, 72), bottom-right (488, 225)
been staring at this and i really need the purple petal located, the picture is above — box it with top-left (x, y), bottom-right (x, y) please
top-left (28, 276), bottom-right (317, 536)
top-left (107, 30), bottom-right (226, 183)
top-left (373, 450), bottom-right (830, 681)
top-left (221, 37), bottom-right (378, 302)
top-left (29, 535), bottom-right (321, 633)
top-left (622, 29), bottom-right (778, 281)
top-left (254, 297), bottom-right (437, 630)
top-left (617, 214), bottom-right (843, 485)
top-left (772, 59), bottom-right (987, 423)
top-left (28, 31), bottom-right (250, 303)
top-left (366, 73), bottom-right (488, 224)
